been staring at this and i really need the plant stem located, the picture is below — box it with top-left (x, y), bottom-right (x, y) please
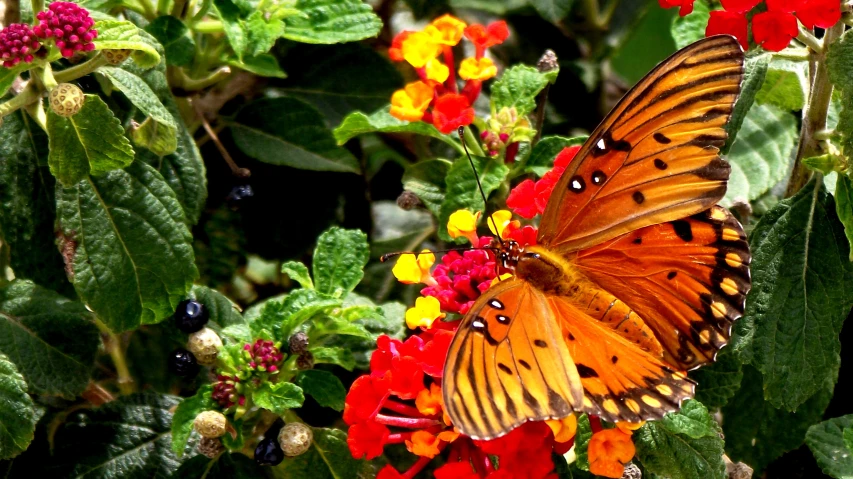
top-left (30, 0), bottom-right (44, 15)
top-left (786, 23), bottom-right (844, 197)
top-left (4, 0), bottom-right (21, 24)
top-left (95, 319), bottom-right (135, 395)
top-left (797, 27), bottom-right (823, 53)
top-left (0, 85), bottom-right (40, 117)
top-left (773, 48), bottom-right (811, 62)
top-left (462, 125), bottom-right (485, 157)
top-left (194, 20), bottom-right (224, 33)
top-left (54, 54), bottom-right (109, 83)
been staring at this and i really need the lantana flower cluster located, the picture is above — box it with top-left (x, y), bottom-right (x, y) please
top-left (345, 145), bottom-right (641, 478)
top-left (211, 338), bottom-right (285, 416)
top-left (659, 0), bottom-right (841, 52)
top-left (388, 15), bottom-right (509, 134)
top-left (0, 1), bottom-right (97, 68)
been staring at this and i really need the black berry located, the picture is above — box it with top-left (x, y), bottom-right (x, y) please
top-left (169, 349), bottom-right (199, 377)
top-left (174, 299), bottom-right (209, 333)
top-left (254, 437), bottom-right (284, 466)
top-left (226, 185), bottom-right (254, 208)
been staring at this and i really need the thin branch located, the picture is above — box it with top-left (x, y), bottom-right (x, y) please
top-left (192, 98), bottom-right (247, 177)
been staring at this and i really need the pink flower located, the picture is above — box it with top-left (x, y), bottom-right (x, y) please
top-left (34, 2), bottom-right (97, 58)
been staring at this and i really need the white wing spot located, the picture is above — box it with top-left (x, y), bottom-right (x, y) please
top-left (597, 138), bottom-right (606, 150)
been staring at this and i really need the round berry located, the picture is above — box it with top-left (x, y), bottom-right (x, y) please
top-left (174, 299), bottom-right (209, 333)
top-left (254, 437), bottom-right (284, 466)
top-left (49, 83), bottom-right (84, 118)
top-left (226, 185), bottom-right (254, 208)
top-left (197, 437), bottom-right (224, 458)
top-left (187, 327), bottom-right (222, 366)
top-left (168, 349), bottom-right (199, 377)
top-left (194, 410), bottom-right (227, 438)
top-left (278, 422), bottom-right (312, 457)
top-left (288, 332), bottom-right (309, 355)
top-left (102, 49), bottom-right (131, 65)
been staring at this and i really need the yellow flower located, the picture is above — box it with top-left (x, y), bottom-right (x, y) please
top-left (425, 14), bottom-right (467, 46)
top-left (458, 57), bottom-right (498, 81)
top-left (490, 272), bottom-right (513, 286)
top-left (401, 31), bottom-right (442, 68)
top-left (406, 430), bottom-right (442, 458)
top-left (447, 209), bottom-right (480, 245)
top-left (615, 421), bottom-right (645, 435)
top-left (416, 383), bottom-right (443, 415)
top-left (389, 81), bottom-right (434, 122)
top-left (424, 58), bottom-right (449, 83)
top-left (547, 414), bottom-right (578, 443)
top-left (486, 209), bottom-right (513, 238)
top-left (391, 249), bottom-right (436, 284)
top-left (405, 296), bottom-right (445, 329)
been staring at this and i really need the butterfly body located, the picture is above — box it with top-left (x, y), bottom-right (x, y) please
top-left (443, 35), bottom-right (751, 441)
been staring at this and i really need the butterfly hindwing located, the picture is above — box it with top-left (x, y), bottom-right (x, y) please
top-left (539, 35), bottom-right (744, 253)
top-left (574, 206), bottom-right (751, 370)
top-left (442, 278), bottom-right (584, 440)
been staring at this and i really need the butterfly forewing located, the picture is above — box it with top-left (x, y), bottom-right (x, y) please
top-left (442, 279), bottom-right (584, 440)
top-left (539, 35), bottom-right (744, 253)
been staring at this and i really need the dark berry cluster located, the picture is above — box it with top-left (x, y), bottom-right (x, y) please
top-left (34, 2), bottom-right (97, 58)
top-left (244, 339), bottom-right (283, 373)
top-left (168, 299), bottom-right (212, 377)
top-left (211, 374), bottom-right (245, 410)
top-left (255, 419), bottom-right (285, 466)
top-left (0, 24), bottom-right (42, 68)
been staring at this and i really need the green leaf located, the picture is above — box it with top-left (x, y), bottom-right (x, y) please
top-left (231, 97), bottom-right (360, 173)
top-left (723, 366), bottom-right (833, 473)
top-left (688, 348), bottom-right (743, 409)
top-left (754, 60), bottom-right (807, 111)
top-left (524, 136), bottom-right (586, 176)
top-left (309, 315), bottom-right (372, 340)
top-left (745, 178), bottom-right (853, 410)
top-left (55, 160), bottom-right (198, 332)
top-left (574, 414), bottom-right (592, 471)
top-left (171, 385), bottom-right (216, 456)
top-left (280, 262), bottom-right (312, 289)
top-left (253, 381), bottom-right (305, 414)
top-left (54, 392), bottom-right (193, 477)
top-left (724, 52), bottom-right (770, 153)
top-left (312, 227), bottom-right (369, 297)
top-left (94, 20), bottom-right (162, 68)
top-left (807, 415), bottom-right (853, 478)
top-left (334, 107), bottom-right (459, 149)
top-left (0, 353), bottom-right (35, 461)
top-left (295, 370), bottom-right (346, 411)
top-left (722, 103), bottom-right (797, 207)
top-left (277, 43), bottom-right (402, 126)
top-left (438, 155), bottom-right (510, 241)
top-left (0, 64), bottom-right (27, 98)
top-left (244, 10), bottom-right (285, 56)
top-left (213, 0), bottom-right (247, 59)
top-left (836, 175), bottom-right (853, 261)
top-left (0, 111), bottom-right (70, 294)
top-left (251, 289), bottom-right (341, 342)
top-left (270, 426), bottom-right (377, 479)
top-left (310, 346), bottom-right (355, 371)
top-left (635, 400), bottom-right (725, 479)
top-left (402, 159), bottom-right (450, 217)
top-left (189, 285), bottom-right (247, 336)
top-left (143, 15), bottom-right (195, 67)
top-left (845, 427), bottom-right (853, 454)
top-left (491, 65), bottom-right (550, 117)
top-left (827, 29), bottom-right (853, 93)
top-left (529, 0), bottom-right (572, 23)
top-left (173, 453), bottom-right (264, 478)
top-left (227, 53), bottom-right (287, 78)
top-left (100, 66), bottom-right (177, 155)
top-left (0, 280), bottom-right (98, 397)
top-left (670, 0), bottom-right (710, 49)
top-left (47, 94), bottom-right (135, 186)
top-left (282, 0), bottom-right (381, 44)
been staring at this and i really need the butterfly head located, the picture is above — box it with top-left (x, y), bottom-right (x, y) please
top-left (495, 238), bottom-right (523, 272)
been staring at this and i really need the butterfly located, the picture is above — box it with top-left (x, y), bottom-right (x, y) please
top-left (442, 35), bottom-right (751, 440)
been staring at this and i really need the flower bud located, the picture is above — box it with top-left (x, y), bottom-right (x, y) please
top-left (187, 327), bottom-right (222, 366)
top-left (289, 332), bottom-right (309, 355)
top-left (278, 422), bottom-right (312, 456)
top-left (49, 83), bottom-right (84, 118)
top-left (193, 410), bottom-right (227, 438)
top-left (102, 49), bottom-right (131, 65)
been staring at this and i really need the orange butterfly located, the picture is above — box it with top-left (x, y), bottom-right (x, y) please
top-left (442, 35), bottom-right (751, 440)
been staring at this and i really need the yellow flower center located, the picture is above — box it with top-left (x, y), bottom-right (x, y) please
top-left (458, 57), bottom-right (498, 81)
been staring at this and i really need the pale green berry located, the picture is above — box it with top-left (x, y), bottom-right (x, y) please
top-left (49, 83), bottom-right (84, 118)
top-left (187, 327), bottom-right (222, 366)
top-left (193, 410), bottom-right (227, 438)
top-left (278, 422), bottom-right (312, 456)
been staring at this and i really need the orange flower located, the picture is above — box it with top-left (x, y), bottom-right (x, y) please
top-left (459, 57), bottom-right (497, 81)
top-left (389, 30), bottom-right (412, 62)
top-left (415, 383), bottom-right (443, 415)
top-left (390, 81), bottom-right (434, 122)
top-left (464, 20), bottom-right (509, 54)
top-left (401, 31), bottom-right (442, 68)
top-left (424, 58), bottom-right (449, 83)
top-left (406, 430), bottom-right (441, 458)
top-left (546, 414), bottom-right (578, 443)
top-left (588, 428), bottom-right (637, 478)
top-left (425, 14), bottom-right (466, 46)
top-left (432, 93), bottom-right (475, 134)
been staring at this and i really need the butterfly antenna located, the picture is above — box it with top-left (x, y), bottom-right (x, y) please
top-left (381, 247), bottom-right (500, 263)
top-left (457, 126), bottom-right (505, 248)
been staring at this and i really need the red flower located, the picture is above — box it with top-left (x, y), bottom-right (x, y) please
top-left (432, 94), bottom-right (475, 134)
top-left (720, 0), bottom-right (761, 13)
top-left (436, 462), bottom-right (480, 479)
top-left (752, 10), bottom-right (798, 52)
top-left (0, 24), bottom-right (42, 68)
top-left (377, 465), bottom-right (407, 479)
top-left (477, 422), bottom-right (559, 479)
top-left (343, 375), bottom-right (389, 424)
top-left (506, 145), bottom-right (581, 219)
top-left (765, 0), bottom-right (802, 12)
top-left (419, 329), bottom-right (454, 377)
top-left (389, 356), bottom-right (425, 400)
top-left (658, 0), bottom-right (694, 16)
top-left (421, 248), bottom-right (496, 314)
top-left (389, 30), bottom-right (412, 62)
top-left (347, 421), bottom-right (390, 460)
top-left (706, 10), bottom-right (749, 50)
top-left (506, 224), bottom-right (538, 247)
top-left (464, 21), bottom-right (509, 56)
top-left (34, 1), bottom-right (97, 58)
top-left (795, 0), bottom-right (841, 29)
